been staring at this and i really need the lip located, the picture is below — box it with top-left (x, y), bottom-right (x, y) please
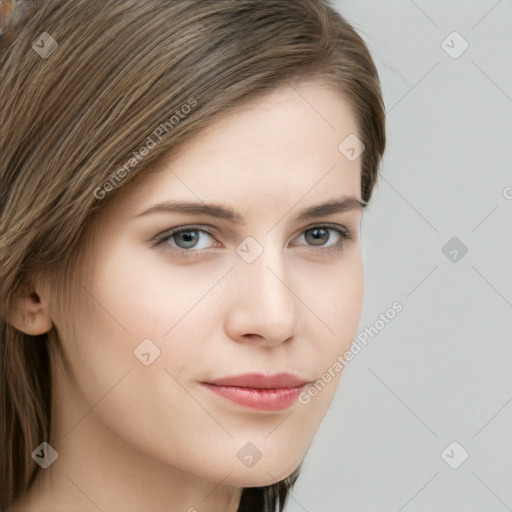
top-left (201, 372), bottom-right (310, 411)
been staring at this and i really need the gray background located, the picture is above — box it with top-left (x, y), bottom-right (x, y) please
top-left (287, 1), bottom-right (512, 511)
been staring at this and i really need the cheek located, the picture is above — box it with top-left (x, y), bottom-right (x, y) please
top-left (296, 248), bottom-right (364, 347)
top-left (293, 250), bottom-right (364, 399)
top-left (333, 258), bottom-right (364, 342)
top-left (86, 236), bottom-right (224, 340)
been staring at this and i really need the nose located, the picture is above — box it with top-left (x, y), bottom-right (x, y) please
top-left (223, 244), bottom-right (299, 347)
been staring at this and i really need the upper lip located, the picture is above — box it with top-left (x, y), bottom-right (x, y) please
top-left (204, 372), bottom-right (310, 389)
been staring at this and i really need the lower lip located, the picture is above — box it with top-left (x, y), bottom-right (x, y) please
top-left (202, 383), bottom-right (306, 411)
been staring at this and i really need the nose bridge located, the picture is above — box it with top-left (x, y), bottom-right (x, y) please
top-left (240, 238), bottom-right (292, 307)
top-left (226, 236), bottom-right (298, 343)
top-left (250, 250), bottom-right (289, 304)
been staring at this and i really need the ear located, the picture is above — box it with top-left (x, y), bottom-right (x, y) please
top-left (7, 286), bottom-right (54, 336)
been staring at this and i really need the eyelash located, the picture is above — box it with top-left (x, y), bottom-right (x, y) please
top-left (152, 223), bottom-right (353, 259)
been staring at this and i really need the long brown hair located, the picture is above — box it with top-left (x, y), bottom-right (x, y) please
top-left (0, 1), bottom-right (386, 510)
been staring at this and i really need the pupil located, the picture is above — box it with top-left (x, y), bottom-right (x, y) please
top-left (306, 228), bottom-right (328, 246)
top-left (176, 230), bottom-right (198, 248)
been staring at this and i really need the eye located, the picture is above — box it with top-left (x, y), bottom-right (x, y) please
top-left (155, 226), bottom-right (218, 255)
top-left (152, 223), bottom-right (352, 259)
top-left (292, 224), bottom-right (352, 251)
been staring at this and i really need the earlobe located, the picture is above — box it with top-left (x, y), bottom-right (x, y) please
top-left (23, 314), bottom-right (35, 326)
top-left (7, 289), bottom-right (54, 336)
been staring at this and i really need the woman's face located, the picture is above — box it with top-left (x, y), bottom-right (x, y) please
top-left (51, 82), bottom-right (365, 488)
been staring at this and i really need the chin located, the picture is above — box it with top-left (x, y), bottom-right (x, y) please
top-left (225, 459), bottom-right (302, 488)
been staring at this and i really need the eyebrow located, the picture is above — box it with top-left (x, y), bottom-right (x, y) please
top-left (136, 196), bottom-right (366, 223)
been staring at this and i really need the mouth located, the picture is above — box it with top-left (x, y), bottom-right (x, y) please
top-left (201, 372), bottom-right (310, 411)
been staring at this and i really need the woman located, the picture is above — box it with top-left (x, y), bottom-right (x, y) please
top-left (0, 0), bottom-right (386, 510)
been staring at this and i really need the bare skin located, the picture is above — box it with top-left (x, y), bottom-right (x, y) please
top-left (9, 81), bottom-right (365, 512)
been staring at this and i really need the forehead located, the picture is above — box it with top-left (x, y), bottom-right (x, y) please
top-left (115, 83), bottom-right (362, 215)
